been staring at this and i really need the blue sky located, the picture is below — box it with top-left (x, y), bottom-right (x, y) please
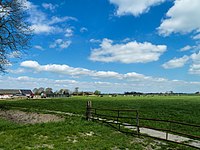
top-left (1, 0), bottom-right (200, 93)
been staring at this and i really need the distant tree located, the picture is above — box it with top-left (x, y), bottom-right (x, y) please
top-left (63, 89), bottom-right (70, 95)
top-left (38, 87), bottom-right (45, 95)
top-left (0, 0), bottom-right (32, 73)
top-left (45, 87), bottom-right (53, 94)
top-left (94, 90), bottom-right (101, 95)
top-left (74, 87), bottom-right (79, 95)
top-left (75, 87), bottom-right (79, 93)
top-left (33, 88), bottom-right (38, 95)
top-left (58, 89), bottom-right (64, 94)
top-left (58, 89), bottom-right (70, 95)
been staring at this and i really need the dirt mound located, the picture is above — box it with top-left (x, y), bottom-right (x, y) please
top-left (0, 109), bottom-right (65, 124)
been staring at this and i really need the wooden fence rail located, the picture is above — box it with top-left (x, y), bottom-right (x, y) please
top-left (86, 101), bottom-right (200, 149)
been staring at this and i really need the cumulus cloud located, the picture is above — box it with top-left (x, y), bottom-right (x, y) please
top-left (20, 60), bottom-right (121, 78)
top-left (109, 0), bottom-right (166, 16)
top-left (42, 3), bottom-right (58, 12)
top-left (162, 49), bottom-right (200, 73)
top-left (193, 33), bottom-right (200, 40)
top-left (65, 28), bottom-right (74, 37)
top-left (1, 75), bottom-right (200, 93)
top-left (158, 0), bottom-right (200, 36)
top-left (49, 39), bottom-right (71, 49)
top-left (162, 55), bottom-right (189, 69)
top-left (180, 45), bottom-right (193, 52)
top-left (20, 60), bottom-right (170, 84)
top-left (18, 60), bottom-right (200, 92)
top-left (80, 27), bottom-right (88, 33)
top-left (21, 60), bottom-right (40, 69)
top-left (89, 39), bottom-right (101, 43)
top-left (89, 38), bottom-right (167, 63)
top-left (24, 1), bottom-right (76, 34)
top-left (0, 76), bottom-right (78, 90)
top-left (34, 45), bottom-right (44, 50)
top-left (7, 68), bottom-right (26, 74)
top-left (189, 52), bottom-right (200, 75)
top-left (48, 16), bottom-right (77, 25)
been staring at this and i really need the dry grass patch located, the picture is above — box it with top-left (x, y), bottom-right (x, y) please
top-left (0, 109), bottom-right (64, 124)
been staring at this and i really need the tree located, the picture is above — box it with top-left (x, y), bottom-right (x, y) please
top-left (45, 88), bottom-right (53, 95)
top-left (74, 87), bottom-right (79, 95)
top-left (37, 87), bottom-right (44, 95)
top-left (33, 88), bottom-right (39, 95)
top-left (58, 89), bottom-right (70, 95)
top-left (0, 0), bottom-right (32, 73)
top-left (94, 90), bottom-right (101, 95)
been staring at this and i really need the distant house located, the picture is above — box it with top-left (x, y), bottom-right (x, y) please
top-left (0, 89), bottom-right (33, 99)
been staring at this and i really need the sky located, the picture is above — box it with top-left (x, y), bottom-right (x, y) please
top-left (1, 0), bottom-right (200, 93)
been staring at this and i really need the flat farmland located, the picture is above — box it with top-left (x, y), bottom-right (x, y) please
top-left (0, 95), bottom-right (199, 149)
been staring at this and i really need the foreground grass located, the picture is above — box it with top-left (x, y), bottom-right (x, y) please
top-left (0, 115), bottom-right (182, 150)
top-left (0, 96), bottom-right (199, 149)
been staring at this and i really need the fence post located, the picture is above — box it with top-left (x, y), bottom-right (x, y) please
top-left (117, 110), bottom-right (120, 131)
top-left (166, 132), bottom-right (168, 140)
top-left (166, 122), bottom-right (171, 140)
top-left (86, 101), bottom-right (92, 121)
top-left (136, 110), bottom-right (140, 136)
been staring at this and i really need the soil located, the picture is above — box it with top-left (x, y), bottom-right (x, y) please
top-left (0, 109), bottom-right (65, 124)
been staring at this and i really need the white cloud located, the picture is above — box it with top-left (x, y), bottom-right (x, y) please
top-left (31, 24), bottom-right (58, 34)
top-left (48, 16), bottom-right (77, 25)
top-left (1, 75), bottom-right (200, 93)
top-left (180, 44), bottom-right (200, 52)
top-left (193, 33), bottom-right (200, 40)
top-left (93, 71), bottom-right (122, 79)
top-left (21, 60), bottom-right (40, 69)
top-left (18, 60), bottom-right (200, 92)
top-left (42, 3), bottom-right (58, 12)
top-left (189, 64), bottom-right (200, 75)
top-left (80, 27), bottom-right (88, 33)
top-left (20, 60), bottom-right (168, 84)
top-left (65, 28), bottom-right (74, 37)
top-left (34, 45), bottom-right (44, 50)
top-left (109, 0), bottom-right (166, 16)
top-left (158, 0), bottom-right (200, 36)
top-left (162, 55), bottom-right (189, 69)
top-left (89, 38), bottom-right (167, 63)
top-left (49, 39), bottom-right (71, 49)
top-left (0, 76), bottom-right (78, 90)
top-left (89, 39), bottom-right (101, 43)
top-left (190, 52), bottom-right (200, 64)
top-left (124, 72), bottom-right (152, 81)
top-left (25, 1), bottom-right (77, 34)
top-left (189, 52), bottom-right (200, 75)
top-left (162, 49), bottom-right (200, 73)
top-left (7, 68), bottom-right (26, 74)
top-left (180, 45), bottom-right (193, 52)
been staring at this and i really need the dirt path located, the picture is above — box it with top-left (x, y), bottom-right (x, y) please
top-left (0, 109), bottom-right (65, 124)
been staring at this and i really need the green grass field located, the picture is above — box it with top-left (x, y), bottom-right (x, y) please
top-left (0, 95), bottom-right (199, 149)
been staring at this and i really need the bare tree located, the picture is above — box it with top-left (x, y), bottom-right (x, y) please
top-left (0, 0), bottom-right (32, 73)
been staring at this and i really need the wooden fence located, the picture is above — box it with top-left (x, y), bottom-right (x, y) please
top-left (86, 101), bottom-right (200, 149)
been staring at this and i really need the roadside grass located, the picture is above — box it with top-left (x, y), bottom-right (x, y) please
top-left (0, 115), bottom-right (183, 150)
top-left (0, 95), bottom-right (199, 137)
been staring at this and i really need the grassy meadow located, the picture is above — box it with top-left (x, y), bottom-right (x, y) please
top-left (0, 95), bottom-right (199, 149)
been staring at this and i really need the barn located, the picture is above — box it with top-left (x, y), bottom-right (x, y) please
top-left (0, 89), bottom-right (33, 99)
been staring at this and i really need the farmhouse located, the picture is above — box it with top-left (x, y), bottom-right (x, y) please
top-left (0, 89), bottom-right (33, 99)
